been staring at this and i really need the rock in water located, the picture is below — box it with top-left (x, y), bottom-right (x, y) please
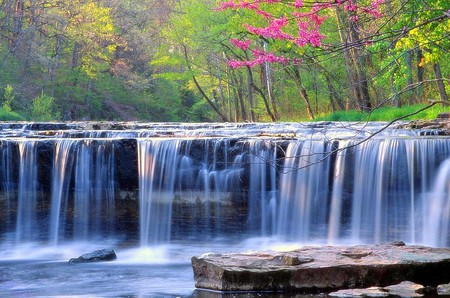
top-left (384, 281), bottom-right (425, 297)
top-left (191, 244), bottom-right (450, 293)
top-left (437, 283), bottom-right (450, 296)
top-left (68, 249), bottom-right (117, 264)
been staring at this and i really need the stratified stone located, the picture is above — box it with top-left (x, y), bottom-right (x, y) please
top-left (329, 287), bottom-right (389, 297)
top-left (383, 281), bottom-right (424, 297)
top-left (68, 249), bottom-right (117, 264)
top-left (191, 244), bottom-right (450, 293)
top-left (437, 283), bottom-right (450, 296)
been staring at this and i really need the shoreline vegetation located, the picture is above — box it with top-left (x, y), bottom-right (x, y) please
top-left (0, 103), bottom-right (447, 123)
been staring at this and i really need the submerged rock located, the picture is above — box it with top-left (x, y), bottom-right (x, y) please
top-left (329, 287), bottom-right (389, 297)
top-left (68, 249), bottom-right (117, 264)
top-left (192, 244), bottom-right (450, 293)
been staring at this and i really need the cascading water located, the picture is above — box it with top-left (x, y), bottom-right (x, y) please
top-left (16, 141), bottom-right (39, 243)
top-left (423, 158), bottom-right (450, 247)
top-left (138, 139), bottom-right (181, 245)
top-left (1, 121), bottom-right (450, 296)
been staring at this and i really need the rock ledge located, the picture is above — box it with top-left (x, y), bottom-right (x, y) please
top-left (192, 243), bottom-right (450, 293)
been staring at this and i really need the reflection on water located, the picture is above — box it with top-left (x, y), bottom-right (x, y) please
top-left (0, 239), bottom-right (328, 297)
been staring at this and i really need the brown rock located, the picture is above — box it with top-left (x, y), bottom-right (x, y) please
top-left (191, 244), bottom-right (450, 293)
top-left (437, 112), bottom-right (450, 119)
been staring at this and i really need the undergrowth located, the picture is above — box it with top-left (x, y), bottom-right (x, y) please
top-left (314, 104), bottom-right (449, 122)
top-left (0, 108), bottom-right (25, 121)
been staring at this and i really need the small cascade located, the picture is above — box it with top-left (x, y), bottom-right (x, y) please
top-left (138, 139), bottom-right (181, 245)
top-left (0, 141), bottom-right (16, 234)
top-left (15, 141), bottom-right (39, 243)
top-left (50, 139), bottom-right (117, 245)
top-left (423, 159), bottom-right (450, 247)
top-left (275, 137), bottom-right (450, 245)
top-left (246, 140), bottom-right (278, 236)
top-left (49, 140), bottom-right (77, 245)
top-left (277, 140), bottom-right (333, 241)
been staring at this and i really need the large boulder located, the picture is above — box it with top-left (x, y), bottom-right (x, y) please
top-left (68, 249), bottom-right (117, 264)
top-left (192, 243), bottom-right (450, 293)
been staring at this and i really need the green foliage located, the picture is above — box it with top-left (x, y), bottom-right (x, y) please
top-left (2, 85), bottom-right (14, 112)
top-left (30, 92), bottom-right (61, 121)
top-left (315, 104), bottom-right (449, 122)
top-left (0, 108), bottom-right (26, 121)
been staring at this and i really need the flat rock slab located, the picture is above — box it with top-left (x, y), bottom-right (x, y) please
top-left (191, 243), bottom-right (450, 293)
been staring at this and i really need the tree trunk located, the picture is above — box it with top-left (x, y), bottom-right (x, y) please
top-left (405, 50), bottom-right (414, 104)
top-left (252, 83), bottom-right (276, 122)
top-left (72, 43), bottom-right (81, 69)
top-left (192, 75), bottom-right (229, 122)
top-left (325, 74), bottom-right (345, 111)
top-left (245, 65), bottom-right (256, 122)
top-left (434, 63), bottom-right (449, 102)
top-left (287, 67), bottom-right (315, 119)
top-left (335, 5), bottom-right (371, 112)
top-left (416, 49), bottom-right (424, 100)
top-left (348, 20), bottom-right (371, 111)
top-left (262, 42), bottom-right (279, 120)
top-left (229, 70), bottom-right (248, 121)
top-left (11, 0), bottom-right (24, 53)
top-left (182, 44), bottom-right (229, 122)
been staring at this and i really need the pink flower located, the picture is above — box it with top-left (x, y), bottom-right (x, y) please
top-left (294, 0), bottom-right (303, 8)
top-left (230, 38), bottom-right (252, 51)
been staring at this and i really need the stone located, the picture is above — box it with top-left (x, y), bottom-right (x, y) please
top-left (437, 112), bottom-right (450, 119)
top-left (68, 249), bottom-right (117, 264)
top-left (437, 283), bottom-right (450, 296)
top-left (329, 287), bottom-right (389, 297)
top-left (191, 244), bottom-right (450, 293)
top-left (383, 281), bottom-right (424, 297)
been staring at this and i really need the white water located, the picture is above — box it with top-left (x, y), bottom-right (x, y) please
top-left (1, 122), bottom-right (450, 296)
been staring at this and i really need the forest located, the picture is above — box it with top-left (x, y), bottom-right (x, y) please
top-left (0, 0), bottom-right (448, 122)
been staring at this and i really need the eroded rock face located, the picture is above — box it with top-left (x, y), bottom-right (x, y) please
top-left (68, 249), bottom-right (117, 264)
top-left (192, 244), bottom-right (450, 293)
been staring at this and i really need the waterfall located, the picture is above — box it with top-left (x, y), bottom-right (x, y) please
top-left (277, 140), bottom-right (332, 241)
top-left (247, 140), bottom-right (278, 236)
top-left (138, 139), bottom-right (181, 246)
top-left (1, 122), bottom-right (450, 250)
top-left (275, 137), bottom-right (450, 246)
top-left (423, 159), bottom-right (450, 247)
top-left (16, 141), bottom-right (39, 243)
top-left (49, 139), bottom-right (116, 245)
top-left (49, 140), bottom-right (76, 245)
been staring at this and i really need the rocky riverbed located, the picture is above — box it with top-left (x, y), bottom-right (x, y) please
top-left (192, 242), bottom-right (450, 295)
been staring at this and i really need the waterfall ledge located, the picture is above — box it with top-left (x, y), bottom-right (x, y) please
top-left (192, 243), bottom-right (450, 293)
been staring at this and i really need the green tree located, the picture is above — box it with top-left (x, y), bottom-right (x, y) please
top-left (2, 84), bottom-right (14, 112)
top-left (30, 92), bottom-right (61, 121)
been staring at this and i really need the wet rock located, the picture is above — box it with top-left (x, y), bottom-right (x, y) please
top-left (437, 283), bottom-right (450, 296)
top-left (273, 254), bottom-right (314, 266)
top-left (383, 281), bottom-right (424, 297)
top-left (68, 249), bottom-right (117, 264)
top-left (192, 244), bottom-right (450, 293)
top-left (329, 287), bottom-right (389, 297)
